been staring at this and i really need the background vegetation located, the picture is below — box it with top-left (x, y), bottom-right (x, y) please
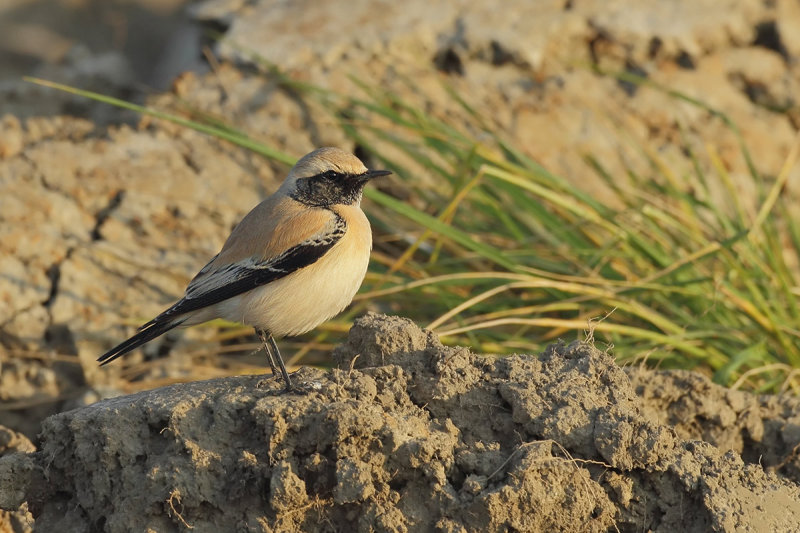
top-left (30, 63), bottom-right (800, 394)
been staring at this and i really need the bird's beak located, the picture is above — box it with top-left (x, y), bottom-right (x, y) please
top-left (364, 169), bottom-right (392, 180)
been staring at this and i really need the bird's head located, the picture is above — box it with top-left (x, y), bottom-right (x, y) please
top-left (282, 147), bottom-right (391, 207)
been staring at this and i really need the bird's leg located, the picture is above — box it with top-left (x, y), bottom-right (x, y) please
top-left (257, 329), bottom-right (280, 378)
top-left (257, 329), bottom-right (293, 390)
top-left (267, 334), bottom-right (293, 391)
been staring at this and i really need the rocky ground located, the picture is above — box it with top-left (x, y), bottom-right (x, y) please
top-left (2, 0), bottom-right (800, 531)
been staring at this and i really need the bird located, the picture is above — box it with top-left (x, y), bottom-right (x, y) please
top-left (97, 147), bottom-right (391, 390)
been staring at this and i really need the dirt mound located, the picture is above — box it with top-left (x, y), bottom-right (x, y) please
top-left (1, 314), bottom-right (799, 532)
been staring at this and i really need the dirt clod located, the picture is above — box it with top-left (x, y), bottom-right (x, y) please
top-left (2, 313), bottom-right (800, 532)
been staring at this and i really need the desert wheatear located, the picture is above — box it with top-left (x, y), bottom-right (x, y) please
top-left (97, 147), bottom-right (391, 389)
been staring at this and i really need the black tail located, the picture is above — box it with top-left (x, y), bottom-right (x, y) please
top-left (97, 317), bottom-right (185, 366)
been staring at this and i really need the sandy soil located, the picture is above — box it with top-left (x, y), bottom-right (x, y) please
top-left (2, 314), bottom-right (799, 532)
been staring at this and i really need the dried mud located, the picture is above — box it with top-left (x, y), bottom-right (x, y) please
top-left (2, 314), bottom-right (799, 532)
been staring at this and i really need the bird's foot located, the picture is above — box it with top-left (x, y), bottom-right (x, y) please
top-left (256, 374), bottom-right (285, 391)
top-left (256, 373), bottom-right (322, 395)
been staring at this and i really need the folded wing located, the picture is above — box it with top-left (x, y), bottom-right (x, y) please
top-left (97, 207), bottom-right (346, 365)
top-left (179, 212), bottom-right (346, 314)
